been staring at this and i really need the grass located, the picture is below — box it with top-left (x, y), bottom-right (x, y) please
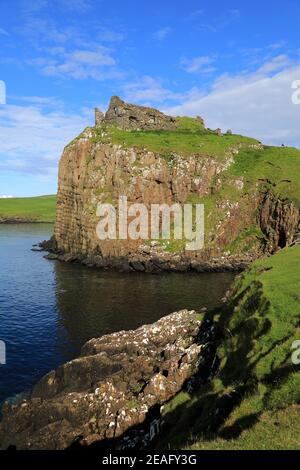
top-left (0, 195), bottom-right (56, 222)
top-left (188, 405), bottom-right (300, 450)
top-left (159, 246), bottom-right (300, 450)
top-left (228, 145), bottom-right (300, 207)
top-left (91, 119), bottom-right (259, 162)
top-left (184, 144), bottom-right (300, 254)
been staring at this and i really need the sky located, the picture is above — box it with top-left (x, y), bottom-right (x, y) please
top-left (1, 0), bottom-right (300, 196)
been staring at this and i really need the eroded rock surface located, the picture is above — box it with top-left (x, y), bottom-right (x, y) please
top-left (0, 310), bottom-right (214, 450)
top-left (259, 191), bottom-right (300, 253)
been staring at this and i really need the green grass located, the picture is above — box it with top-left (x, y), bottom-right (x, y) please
top-left (184, 144), bottom-right (300, 254)
top-left (91, 119), bottom-right (259, 162)
top-left (228, 145), bottom-right (300, 207)
top-left (0, 195), bottom-right (56, 222)
top-left (159, 246), bottom-right (300, 450)
top-left (188, 405), bottom-right (300, 450)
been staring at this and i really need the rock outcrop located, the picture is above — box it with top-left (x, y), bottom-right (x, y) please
top-left (259, 191), bottom-right (300, 253)
top-left (0, 310), bottom-right (215, 450)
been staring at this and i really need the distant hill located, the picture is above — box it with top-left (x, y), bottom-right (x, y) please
top-left (0, 195), bottom-right (56, 223)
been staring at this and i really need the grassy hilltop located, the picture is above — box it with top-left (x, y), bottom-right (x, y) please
top-left (0, 195), bottom-right (56, 223)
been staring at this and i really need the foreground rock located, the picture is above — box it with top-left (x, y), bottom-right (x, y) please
top-left (0, 310), bottom-right (215, 450)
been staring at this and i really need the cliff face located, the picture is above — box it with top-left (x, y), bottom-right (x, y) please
top-left (51, 97), bottom-right (300, 272)
top-left (259, 191), bottom-right (300, 253)
top-left (54, 137), bottom-right (239, 267)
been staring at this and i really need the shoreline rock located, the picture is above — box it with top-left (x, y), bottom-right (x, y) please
top-left (41, 238), bottom-right (252, 274)
top-left (0, 310), bottom-right (218, 450)
top-left (0, 218), bottom-right (53, 224)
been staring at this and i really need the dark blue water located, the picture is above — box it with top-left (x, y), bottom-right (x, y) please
top-left (0, 224), bottom-right (235, 404)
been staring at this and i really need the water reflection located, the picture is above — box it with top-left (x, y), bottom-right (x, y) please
top-left (54, 261), bottom-right (235, 355)
top-left (0, 223), bottom-right (235, 403)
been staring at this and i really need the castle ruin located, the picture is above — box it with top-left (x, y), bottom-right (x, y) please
top-left (95, 95), bottom-right (178, 131)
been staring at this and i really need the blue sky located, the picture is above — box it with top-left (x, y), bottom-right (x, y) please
top-left (1, 0), bottom-right (300, 196)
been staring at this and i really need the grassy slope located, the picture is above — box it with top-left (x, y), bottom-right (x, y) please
top-left (193, 145), bottom-right (300, 254)
top-left (159, 246), bottom-right (300, 450)
top-left (0, 195), bottom-right (56, 222)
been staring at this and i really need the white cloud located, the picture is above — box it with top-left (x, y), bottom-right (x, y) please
top-left (28, 46), bottom-right (122, 80)
top-left (0, 195), bottom-right (13, 198)
top-left (256, 54), bottom-right (290, 74)
top-left (164, 56), bottom-right (300, 148)
top-left (152, 27), bottom-right (172, 41)
top-left (268, 41), bottom-right (287, 51)
top-left (122, 76), bottom-right (184, 104)
top-left (182, 55), bottom-right (216, 74)
top-left (0, 100), bottom-right (93, 179)
top-left (70, 49), bottom-right (115, 66)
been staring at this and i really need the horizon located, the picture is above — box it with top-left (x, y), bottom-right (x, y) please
top-left (1, 0), bottom-right (300, 196)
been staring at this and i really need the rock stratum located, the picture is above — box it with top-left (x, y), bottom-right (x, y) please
top-left (46, 96), bottom-right (300, 272)
top-left (0, 310), bottom-right (215, 450)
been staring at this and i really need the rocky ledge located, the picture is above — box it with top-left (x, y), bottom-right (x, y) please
top-left (0, 310), bottom-right (216, 450)
top-left (42, 238), bottom-right (251, 273)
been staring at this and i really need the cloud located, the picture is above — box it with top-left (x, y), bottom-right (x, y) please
top-left (186, 9), bottom-right (204, 20)
top-left (164, 56), bottom-right (300, 148)
top-left (182, 55), bottom-right (216, 74)
top-left (16, 95), bottom-right (65, 108)
top-left (268, 41), bottom-right (287, 51)
top-left (257, 54), bottom-right (290, 74)
top-left (97, 26), bottom-right (125, 43)
top-left (28, 46), bottom-right (122, 80)
top-left (16, 3), bottom-right (125, 81)
top-left (152, 27), bottom-right (172, 41)
top-left (0, 99), bottom-right (93, 179)
top-left (122, 76), bottom-right (184, 104)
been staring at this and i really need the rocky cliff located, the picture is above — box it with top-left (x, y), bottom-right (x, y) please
top-left (49, 97), bottom-right (300, 272)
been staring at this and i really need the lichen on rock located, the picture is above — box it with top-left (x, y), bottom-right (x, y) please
top-left (0, 310), bottom-right (216, 450)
